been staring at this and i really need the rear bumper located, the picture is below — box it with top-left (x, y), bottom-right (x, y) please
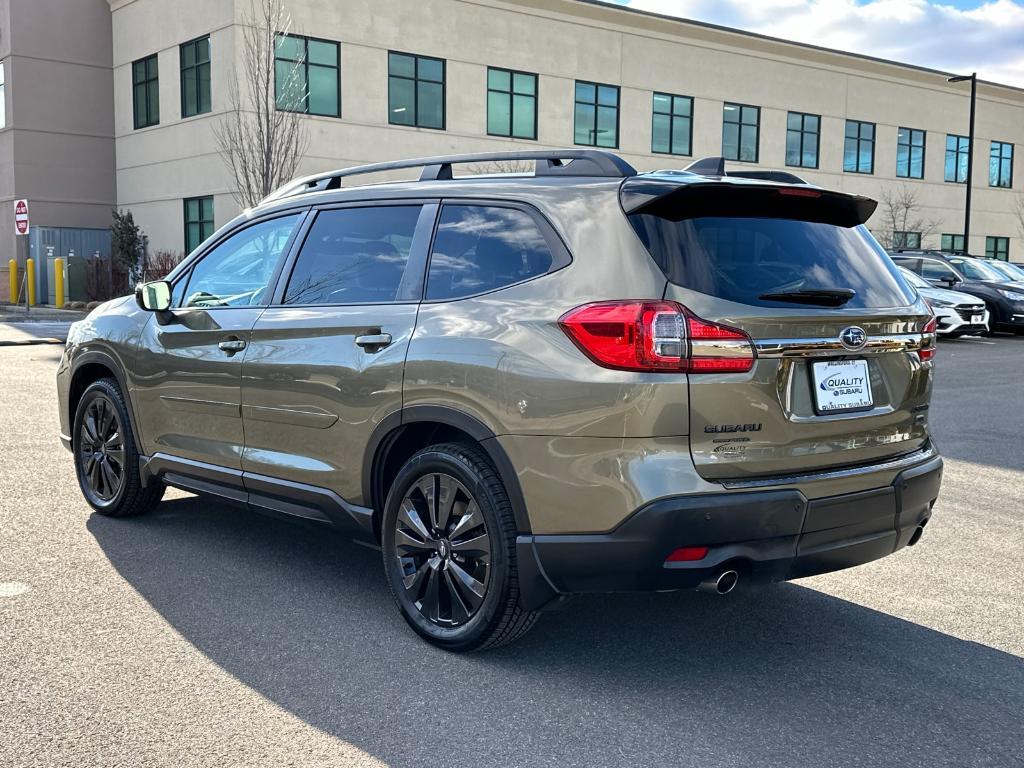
top-left (517, 451), bottom-right (942, 609)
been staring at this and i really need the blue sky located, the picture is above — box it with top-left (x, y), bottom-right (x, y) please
top-left (608, 0), bottom-right (1024, 87)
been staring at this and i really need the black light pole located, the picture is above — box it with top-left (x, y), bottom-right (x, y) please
top-left (948, 72), bottom-right (977, 253)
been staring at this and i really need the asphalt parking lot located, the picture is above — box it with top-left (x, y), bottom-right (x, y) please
top-left (1, 336), bottom-right (1022, 768)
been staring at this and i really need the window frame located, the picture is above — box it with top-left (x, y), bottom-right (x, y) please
top-left (721, 102), bottom-right (760, 164)
top-left (945, 134), bottom-right (970, 184)
top-left (896, 127), bottom-right (926, 179)
top-left (651, 92), bottom-right (693, 157)
top-left (183, 196), bottom-right (216, 255)
top-left (573, 80), bottom-right (620, 149)
top-left (388, 50), bottom-right (446, 130)
top-left (989, 141), bottom-right (1014, 188)
top-left (843, 119), bottom-right (875, 174)
top-left (179, 35), bottom-right (211, 118)
top-left (274, 32), bottom-right (341, 118)
top-left (172, 209), bottom-right (310, 310)
top-left (985, 236), bottom-right (1010, 261)
top-left (893, 231), bottom-right (922, 249)
top-left (784, 111), bottom-right (820, 170)
top-left (422, 199), bottom-right (573, 304)
top-left (274, 201), bottom-right (437, 307)
top-left (486, 66), bottom-right (538, 140)
top-left (940, 233), bottom-right (966, 253)
top-left (132, 53), bottom-right (160, 130)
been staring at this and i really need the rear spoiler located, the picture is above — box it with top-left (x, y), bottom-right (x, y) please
top-left (620, 177), bottom-right (877, 228)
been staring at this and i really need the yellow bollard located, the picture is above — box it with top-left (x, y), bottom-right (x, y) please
top-left (7, 259), bottom-right (15, 304)
top-left (54, 257), bottom-right (65, 308)
top-left (26, 257), bottom-right (35, 306)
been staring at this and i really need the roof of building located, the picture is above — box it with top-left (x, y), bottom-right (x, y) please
top-left (572, 0), bottom-right (1023, 96)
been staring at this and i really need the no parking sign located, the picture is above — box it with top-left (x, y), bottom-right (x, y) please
top-left (14, 199), bottom-right (29, 236)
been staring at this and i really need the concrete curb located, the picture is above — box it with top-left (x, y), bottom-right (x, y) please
top-left (0, 337), bottom-right (65, 347)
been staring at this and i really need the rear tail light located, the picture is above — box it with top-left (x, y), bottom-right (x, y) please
top-left (559, 300), bottom-right (755, 373)
top-left (919, 315), bottom-right (938, 362)
top-left (665, 546), bottom-right (709, 563)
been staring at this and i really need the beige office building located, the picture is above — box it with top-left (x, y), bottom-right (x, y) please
top-left (5, 0), bottom-right (1024, 303)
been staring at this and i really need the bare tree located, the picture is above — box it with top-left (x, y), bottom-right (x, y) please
top-left (874, 185), bottom-right (941, 250)
top-left (465, 160), bottom-right (535, 175)
top-left (215, 0), bottom-right (309, 208)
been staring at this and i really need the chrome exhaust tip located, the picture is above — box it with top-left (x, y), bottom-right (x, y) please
top-left (698, 569), bottom-right (739, 595)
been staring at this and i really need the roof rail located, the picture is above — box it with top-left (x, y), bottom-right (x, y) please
top-left (263, 149), bottom-right (637, 203)
top-left (682, 156), bottom-right (808, 185)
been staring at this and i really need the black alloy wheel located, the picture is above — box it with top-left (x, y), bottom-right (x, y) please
top-left (393, 472), bottom-right (492, 627)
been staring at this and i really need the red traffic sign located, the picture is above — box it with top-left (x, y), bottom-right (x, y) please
top-left (14, 199), bottom-right (29, 236)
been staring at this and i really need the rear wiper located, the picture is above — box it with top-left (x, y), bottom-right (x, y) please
top-left (758, 288), bottom-right (856, 307)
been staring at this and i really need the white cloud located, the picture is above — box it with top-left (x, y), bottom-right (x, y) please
top-left (622, 0), bottom-right (1024, 88)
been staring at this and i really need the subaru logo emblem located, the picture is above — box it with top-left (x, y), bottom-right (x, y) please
top-left (839, 326), bottom-right (867, 350)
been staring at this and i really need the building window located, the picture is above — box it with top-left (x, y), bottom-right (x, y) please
top-left (652, 92), bottom-right (693, 156)
top-left (986, 236), bottom-right (1010, 261)
top-left (844, 120), bottom-right (875, 174)
top-left (941, 233), bottom-right (965, 253)
top-left (275, 34), bottom-right (340, 117)
top-left (0, 61), bottom-right (6, 129)
top-left (388, 51), bottom-right (444, 129)
top-left (785, 112), bottom-right (819, 169)
top-left (945, 135), bottom-right (969, 183)
top-left (894, 231), bottom-right (922, 249)
top-left (574, 81), bottom-right (619, 148)
top-left (179, 36), bottom-right (211, 118)
top-left (132, 54), bottom-right (160, 129)
top-left (184, 196), bottom-right (215, 253)
top-left (722, 103), bottom-right (759, 162)
top-left (990, 141), bottom-right (1013, 188)
top-left (897, 127), bottom-right (925, 179)
top-left (486, 67), bottom-right (536, 140)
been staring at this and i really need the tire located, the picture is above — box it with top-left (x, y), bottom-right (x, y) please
top-left (72, 378), bottom-right (164, 517)
top-left (381, 442), bottom-right (538, 652)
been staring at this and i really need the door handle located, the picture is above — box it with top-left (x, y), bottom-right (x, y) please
top-left (218, 338), bottom-right (247, 353)
top-left (355, 333), bottom-right (392, 350)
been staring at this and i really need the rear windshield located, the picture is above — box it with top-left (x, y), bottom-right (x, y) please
top-left (629, 215), bottom-right (915, 309)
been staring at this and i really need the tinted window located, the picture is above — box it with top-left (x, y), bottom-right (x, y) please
top-left (283, 206), bottom-right (421, 305)
top-left (630, 216), bottom-right (914, 309)
top-left (947, 257), bottom-right (1003, 281)
top-left (426, 205), bottom-right (554, 301)
top-left (920, 260), bottom-right (957, 281)
top-left (182, 214), bottom-right (301, 307)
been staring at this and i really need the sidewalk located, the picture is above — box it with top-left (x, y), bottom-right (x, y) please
top-left (0, 305), bottom-right (88, 324)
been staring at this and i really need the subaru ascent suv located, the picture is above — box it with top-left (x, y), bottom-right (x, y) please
top-left (58, 150), bottom-right (943, 651)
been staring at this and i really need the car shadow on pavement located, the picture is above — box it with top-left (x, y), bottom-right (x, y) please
top-left (88, 496), bottom-right (1023, 768)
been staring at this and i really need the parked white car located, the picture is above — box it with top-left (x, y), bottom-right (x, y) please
top-left (898, 266), bottom-right (989, 337)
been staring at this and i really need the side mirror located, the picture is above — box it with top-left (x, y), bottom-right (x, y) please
top-left (135, 280), bottom-right (172, 312)
top-left (944, 275), bottom-right (961, 287)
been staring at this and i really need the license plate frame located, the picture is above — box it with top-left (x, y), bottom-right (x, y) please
top-left (811, 359), bottom-right (874, 415)
top-left (971, 314), bottom-right (984, 324)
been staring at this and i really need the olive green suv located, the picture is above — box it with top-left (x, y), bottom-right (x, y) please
top-left (57, 150), bottom-right (943, 651)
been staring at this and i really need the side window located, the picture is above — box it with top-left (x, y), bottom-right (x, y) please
top-left (181, 214), bottom-right (301, 307)
top-left (283, 205), bottom-right (422, 305)
top-left (920, 260), bottom-right (955, 281)
top-left (426, 205), bottom-right (555, 301)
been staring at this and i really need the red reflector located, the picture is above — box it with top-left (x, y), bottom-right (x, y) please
top-left (559, 300), bottom-right (755, 374)
top-left (919, 315), bottom-right (938, 362)
top-left (778, 187), bottom-right (822, 198)
top-left (666, 546), bottom-right (709, 562)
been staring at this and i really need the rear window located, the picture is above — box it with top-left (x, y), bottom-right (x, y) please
top-left (629, 215), bottom-right (915, 309)
top-left (426, 205), bottom-right (554, 301)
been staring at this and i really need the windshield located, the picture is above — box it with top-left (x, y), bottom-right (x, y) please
top-left (987, 260), bottom-right (1024, 281)
top-left (948, 257), bottom-right (1005, 281)
top-left (629, 216), bottom-right (915, 309)
top-left (898, 267), bottom-right (930, 289)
